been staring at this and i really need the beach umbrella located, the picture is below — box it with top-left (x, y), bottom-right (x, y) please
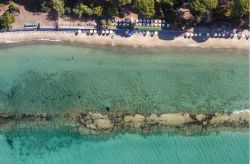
top-left (90, 30), bottom-right (93, 34)
top-left (102, 30), bottom-right (105, 34)
top-left (194, 33), bottom-right (198, 37)
top-left (106, 30), bottom-right (109, 35)
top-left (214, 33), bottom-right (217, 37)
top-left (154, 31), bottom-right (158, 35)
top-left (233, 33), bottom-right (237, 37)
top-left (198, 33), bottom-right (202, 36)
top-left (78, 30), bottom-right (81, 34)
top-left (222, 33), bottom-right (225, 37)
top-left (218, 33), bottom-right (221, 37)
top-left (146, 31), bottom-right (150, 35)
top-left (110, 30), bottom-right (113, 34)
top-left (166, 24), bottom-right (170, 28)
top-left (190, 33), bottom-right (194, 37)
top-left (162, 20), bottom-right (165, 23)
top-left (94, 30), bottom-right (97, 34)
top-left (206, 33), bottom-right (210, 37)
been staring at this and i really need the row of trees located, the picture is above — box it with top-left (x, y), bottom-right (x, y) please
top-left (1, 0), bottom-right (249, 27)
top-left (36, 0), bottom-right (249, 22)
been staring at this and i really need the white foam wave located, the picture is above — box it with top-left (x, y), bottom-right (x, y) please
top-left (37, 39), bottom-right (61, 42)
top-left (187, 44), bottom-right (204, 48)
top-left (0, 40), bottom-right (19, 44)
top-left (232, 109), bottom-right (250, 114)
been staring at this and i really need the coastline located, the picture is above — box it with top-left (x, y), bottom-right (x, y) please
top-left (0, 31), bottom-right (249, 50)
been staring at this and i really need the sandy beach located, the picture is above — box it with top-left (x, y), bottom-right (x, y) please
top-left (0, 30), bottom-right (249, 50)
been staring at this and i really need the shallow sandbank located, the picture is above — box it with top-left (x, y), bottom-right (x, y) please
top-left (0, 111), bottom-right (249, 135)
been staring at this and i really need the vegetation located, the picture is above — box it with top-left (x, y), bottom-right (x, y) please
top-left (0, 11), bottom-right (15, 30)
top-left (0, 0), bottom-right (249, 28)
top-left (136, 0), bottom-right (155, 18)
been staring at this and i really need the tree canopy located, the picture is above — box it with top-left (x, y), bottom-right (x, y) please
top-left (191, 0), bottom-right (218, 14)
top-left (232, 0), bottom-right (250, 17)
top-left (135, 0), bottom-right (155, 18)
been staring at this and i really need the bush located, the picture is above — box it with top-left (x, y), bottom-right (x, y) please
top-left (0, 11), bottom-right (15, 30)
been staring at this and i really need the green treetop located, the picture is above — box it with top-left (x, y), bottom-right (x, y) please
top-left (52, 0), bottom-right (65, 15)
top-left (191, 0), bottom-right (218, 14)
top-left (232, 0), bottom-right (250, 17)
top-left (136, 0), bottom-right (155, 18)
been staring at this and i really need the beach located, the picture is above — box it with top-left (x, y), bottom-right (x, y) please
top-left (0, 30), bottom-right (249, 50)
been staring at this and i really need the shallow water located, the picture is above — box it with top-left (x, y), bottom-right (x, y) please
top-left (0, 44), bottom-right (248, 113)
top-left (0, 44), bottom-right (249, 163)
top-left (0, 125), bottom-right (249, 164)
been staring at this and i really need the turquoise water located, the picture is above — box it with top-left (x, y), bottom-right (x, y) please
top-left (0, 125), bottom-right (249, 164)
top-left (0, 44), bottom-right (249, 163)
top-left (0, 44), bottom-right (248, 113)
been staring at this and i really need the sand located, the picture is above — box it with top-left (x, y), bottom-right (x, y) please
top-left (0, 31), bottom-right (249, 50)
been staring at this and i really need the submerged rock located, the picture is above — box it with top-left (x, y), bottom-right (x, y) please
top-left (158, 113), bottom-right (192, 126)
top-left (95, 119), bottom-right (113, 130)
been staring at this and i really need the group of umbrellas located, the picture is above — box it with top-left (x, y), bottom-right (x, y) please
top-left (184, 32), bottom-right (249, 39)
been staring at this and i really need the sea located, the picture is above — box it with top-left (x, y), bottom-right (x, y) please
top-left (0, 43), bottom-right (249, 163)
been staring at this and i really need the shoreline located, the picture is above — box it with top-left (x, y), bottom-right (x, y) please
top-left (0, 31), bottom-right (249, 50)
top-left (1, 111), bottom-right (249, 135)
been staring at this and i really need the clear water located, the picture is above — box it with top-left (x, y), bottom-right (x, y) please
top-left (0, 44), bottom-right (249, 163)
top-left (0, 125), bottom-right (249, 164)
top-left (0, 44), bottom-right (248, 113)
